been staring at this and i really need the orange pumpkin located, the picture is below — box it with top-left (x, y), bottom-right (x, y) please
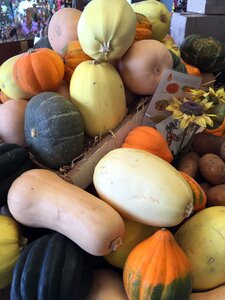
top-left (183, 61), bottom-right (201, 77)
top-left (134, 12), bottom-right (152, 42)
top-left (123, 228), bottom-right (192, 300)
top-left (179, 171), bottom-right (207, 213)
top-left (121, 126), bottom-right (173, 163)
top-left (62, 40), bottom-right (91, 84)
top-left (205, 118), bottom-right (225, 137)
top-left (13, 48), bottom-right (65, 96)
top-left (48, 8), bottom-right (82, 55)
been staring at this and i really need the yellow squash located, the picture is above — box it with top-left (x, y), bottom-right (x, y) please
top-left (0, 215), bottom-right (20, 289)
top-left (77, 0), bottom-right (136, 61)
top-left (93, 148), bottom-right (193, 227)
top-left (70, 60), bottom-right (126, 137)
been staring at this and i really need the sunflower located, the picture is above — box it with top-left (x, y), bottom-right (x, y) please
top-left (189, 87), bottom-right (225, 105)
top-left (166, 97), bottom-right (215, 129)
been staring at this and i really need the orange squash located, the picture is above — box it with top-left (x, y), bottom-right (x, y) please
top-left (13, 48), bottom-right (65, 96)
top-left (62, 40), bottom-right (91, 84)
top-left (121, 126), bottom-right (173, 163)
top-left (179, 171), bottom-right (207, 213)
top-left (134, 12), bottom-right (152, 42)
top-left (123, 228), bottom-right (192, 300)
top-left (205, 118), bottom-right (225, 137)
top-left (183, 61), bottom-right (201, 77)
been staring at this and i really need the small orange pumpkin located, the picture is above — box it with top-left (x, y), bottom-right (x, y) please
top-left (123, 228), bottom-right (192, 300)
top-left (205, 118), bottom-right (225, 137)
top-left (13, 48), bottom-right (65, 96)
top-left (179, 171), bottom-right (207, 213)
top-left (62, 40), bottom-right (91, 84)
top-left (121, 126), bottom-right (173, 163)
top-left (183, 61), bottom-right (201, 77)
top-left (134, 12), bottom-right (152, 42)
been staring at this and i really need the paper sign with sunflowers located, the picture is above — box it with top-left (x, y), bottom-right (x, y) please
top-left (142, 69), bottom-right (225, 156)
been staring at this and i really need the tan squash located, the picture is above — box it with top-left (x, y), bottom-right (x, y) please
top-left (190, 284), bottom-right (225, 300)
top-left (86, 269), bottom-right (128, 300)
top-left (118, 39), bottom-right (173, 95)
top-left (0, 99), bottom-right (28, 147)
top-left (48, 7), bottom-right (82, 55)
top-left (7, 169), bottom-right (125, 256)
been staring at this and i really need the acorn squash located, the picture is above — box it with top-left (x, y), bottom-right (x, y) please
top-left (10, 232), bottom-right (93, 299)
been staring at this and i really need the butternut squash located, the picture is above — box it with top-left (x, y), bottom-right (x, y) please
top-left (7, 169), bottom-right (125, 256)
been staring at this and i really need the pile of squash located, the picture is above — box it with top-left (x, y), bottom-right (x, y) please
top-left (0, 0), bottom-right (225, 299)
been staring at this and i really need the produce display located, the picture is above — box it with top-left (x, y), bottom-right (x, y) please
top-left (0, 0), bottom-right (225, 299)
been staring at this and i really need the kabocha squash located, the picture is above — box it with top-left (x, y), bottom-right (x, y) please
top-left (0, 143), bottom-right (36, 207)
top-left (104, 218), bottom-right (158, 269)
top-left (0, 55), bottom-right (32, 100)
top-left (62, 40), bottom-right (91, 84)
top-left (77, 0), bottom-right (136, 61)
top-left (93, 148), bottom-right (193, 227)
top-left (123, 228), bottom-right (192, 300)
top-left (134, 12), bottom-right (152, 42)
top-left (33, 36), bottom-right (52, 49)
top-left (175, 206), bottom-right (225, 291)
top-left (70, 60), bottom-right (126, 138)
top-left (0, 99), bottom-right (28, 147)
top-left (118, 39), bottom-right (173, 95)
top-left (0, 215), bottom-right (20, 289)
top-left (24, 92), bottom-right (84, 169)
top-left (179, 171), bottom-right (207, 213)
top-left (180, 34), bottom-right (225, 73)
top-left (10, 232), bottom-right (93, 300)
top-left (7, 169), bottom-right (125, 256)
top-left (121, 126), bottom-right (173, 163)
top-left (13, 48), bottom-right (65, 96)
top-left (48, 7), bottom-right (82, 55)
top-left (131, 0), bottom-right (171, 41)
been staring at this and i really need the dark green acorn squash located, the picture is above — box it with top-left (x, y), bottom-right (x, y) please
top-left (24, 92), bottom-right (84, 170)
top-left (180, 34), bottom-right (225, 73)
top-left (0, 143), bottom-right (36, 207)
top-left (10, 232), bottom-right (93, 300)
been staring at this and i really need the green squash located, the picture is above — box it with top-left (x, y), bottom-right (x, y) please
top-left (180, 34), bottom-right (225, 73)
top-left (10, 232), bottom-right (93, 300)
top-left (0, 143), bottom-right (36, 207)
top-left (169, 49), bottom-right (187, 74)
top-left (24, 92), bottom-right (84, 170)
top-left (33, 36), bottom-right (52, 50)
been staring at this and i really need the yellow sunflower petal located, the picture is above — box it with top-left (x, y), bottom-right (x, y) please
top-left (173, 111), bottom-right (184, 118)
top-left (194, 117), bottom-right (207, 128)
top-left (180, 117), bottom-right (191, 129)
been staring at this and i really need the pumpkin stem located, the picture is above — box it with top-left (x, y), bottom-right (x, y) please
top-left (109, 236), bottom-right (123, 252)
top-left (27, 48), bottom-right (37, 54)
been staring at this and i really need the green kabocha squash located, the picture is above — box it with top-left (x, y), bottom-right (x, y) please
top-left (10, 232), bottom-right (93, 300)
top-left (180, 34), bottom-right (225, 73)
top-left (24, 92), bottom-right (84, 169)
top-left (33, 36), bottom-right (52, 49)
top-left (0, 143), bottom-right (36, 207)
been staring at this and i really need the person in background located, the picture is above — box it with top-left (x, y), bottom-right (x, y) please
top-left (21, 7), bottom-right (38, 38)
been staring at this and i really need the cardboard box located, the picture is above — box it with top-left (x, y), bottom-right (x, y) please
top-left (170, 12), bottom-right (225, 46)
top-left (187, 0), bottom-right (225, 14)
top-left (65, 98), bottom-right (150, 189)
